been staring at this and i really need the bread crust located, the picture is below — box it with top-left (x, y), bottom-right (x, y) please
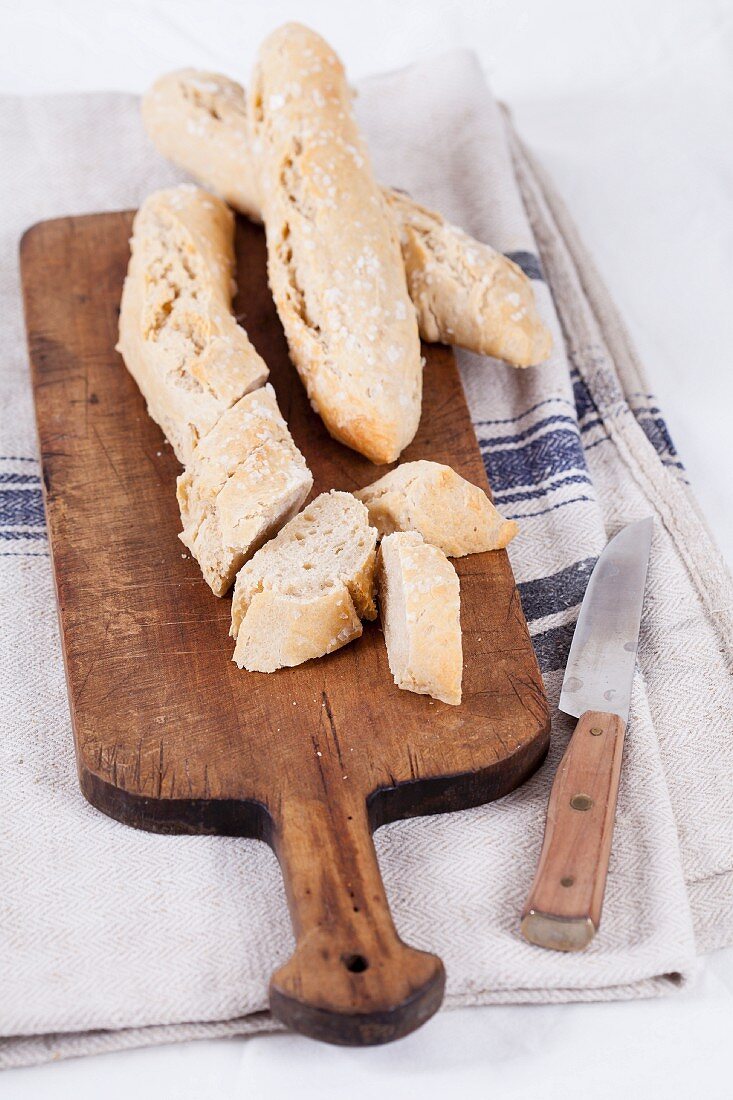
top-left (356, 460), bottom-right (518, 557)
top-left (117, 185), bottom-right (268, 465)
top-left (232, 589), bottom-right (362, 672)
top-left (247, 24), bottom-right (423, 464)
top-left (143, 67), bottom-right (551, 367)
top-left (176, 384), bottom-right (312, 595)
top-left (142, 71), bottom-right (262, 221)
top-left (377, 532), bottom-right (462, 705)
top-left (386, 191), bottom-right (552, 367)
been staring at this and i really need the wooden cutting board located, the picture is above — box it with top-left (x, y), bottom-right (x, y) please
top-left (21, 211), bottom-right (550, 1047)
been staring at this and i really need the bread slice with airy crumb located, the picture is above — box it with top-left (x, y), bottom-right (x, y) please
top-left (377, 531), bottom-right (462, 705)
top-left (230, 490), bottom-right (377, 671)
top-left (176, 384), bottom-right (312, 596)
top-left (356, 460), bottom-right (517, 557)
top-left (117, 185), bottom-right (268, 465)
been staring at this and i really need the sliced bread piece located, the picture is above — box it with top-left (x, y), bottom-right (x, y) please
top-left (377, 531), bottom-right (462, 706)
top-left (232, 589), bottom-right (362, 674)
top-left (356, 460), bottom-right (517, 557)
top-left (177, 384), bottom-right (312, 596)
top-left (117, 185), bottom-right (268, 465)
top-left (231, 490), bottom-right (377, 671)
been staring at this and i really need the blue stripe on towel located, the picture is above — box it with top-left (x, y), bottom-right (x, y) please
top-left (0, 550), bottom-right (49, 557)
top-left (477, 413), bottom-right (579, 450)
top-left (579, 416), bottom-right (604, 435)
top-left (473, 397), bottom-right (575, 427)
top-left (479, 427), bottom-right (588, 495)
top-left (495, 471), bottom-right (592, 506)
top-left (0, 460), bottom-right (47, 542)
top-left (572, 372), bottom-right (601, 424)
top-left (517, 557), bottom-right (596, 622)
top-left (504, 494), bottom-right (595, 522)
top-left (0, 488), bottom-right (45, 527)
top-left (504, 251), bottom-right (545, 282)
top-left (0, 472), bottom-right (41, 484)
top-left (635, 414), bottom-right (679, 461)
top-left (530, 622), bottom-right (577, 673)
top-left (570, 365), bottom-right (683, 467)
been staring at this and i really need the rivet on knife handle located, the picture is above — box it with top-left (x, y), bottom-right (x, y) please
top-left (521, 710), bottom-right (626, 952)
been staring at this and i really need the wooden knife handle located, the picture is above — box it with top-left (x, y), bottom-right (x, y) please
top-left (521, 710), bottom-right (626, 951)
top-left (269, 791), bottom-right (445, 1045)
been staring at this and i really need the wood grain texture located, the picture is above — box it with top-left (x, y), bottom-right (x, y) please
top-left (21, 211), bottom-right (550, 1045)
top-left (521, 710), bottom-right (625, 952)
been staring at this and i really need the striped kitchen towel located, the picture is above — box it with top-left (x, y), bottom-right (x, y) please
top-left (1, 50), bottom-right (732, 1068)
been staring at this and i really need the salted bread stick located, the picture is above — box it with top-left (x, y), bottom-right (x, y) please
top-left (142, 71), bottom-right (262, 222)
top-left (247, 24), bottom-right (423, 464)
top-left (142, 68), bottom-right (551, 367)
top-left (117, 185), bottom-right (268, 465)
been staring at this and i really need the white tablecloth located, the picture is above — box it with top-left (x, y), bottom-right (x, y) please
top-left (3, 1), bottom-right (731, 1097)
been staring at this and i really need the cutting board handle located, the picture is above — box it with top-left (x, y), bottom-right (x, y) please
top-left (270, 792), bottom-right (445, 1045)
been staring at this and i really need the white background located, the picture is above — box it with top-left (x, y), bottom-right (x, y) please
top-left (2, 1), bottom-right (732, 1096)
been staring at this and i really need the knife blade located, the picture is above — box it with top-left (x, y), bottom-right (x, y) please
top-left (521, 517), bottom-right (653, 952)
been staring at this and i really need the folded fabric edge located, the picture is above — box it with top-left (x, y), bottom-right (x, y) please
top-left (1, 966), bottom-right (696, 1071)
top-left (0, 1012), bottom-right (281, 1072)
top-left (688, 870), bottom-right (733, 954)
top-left (503, 108), bottom-right (733, 958)
top-left (504, 112), bottom-right (733, 665)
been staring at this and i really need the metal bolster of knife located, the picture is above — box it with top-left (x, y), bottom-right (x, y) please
top-left (521, 519), bottom-right (653, 952)
top-left (521, 912), bottom-right (596, 953)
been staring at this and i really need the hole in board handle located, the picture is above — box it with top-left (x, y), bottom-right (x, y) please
top-left (343, 954), bottom-right (369, 974)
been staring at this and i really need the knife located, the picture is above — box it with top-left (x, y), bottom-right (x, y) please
top-left (521, 517), bottom-right (654, 952)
